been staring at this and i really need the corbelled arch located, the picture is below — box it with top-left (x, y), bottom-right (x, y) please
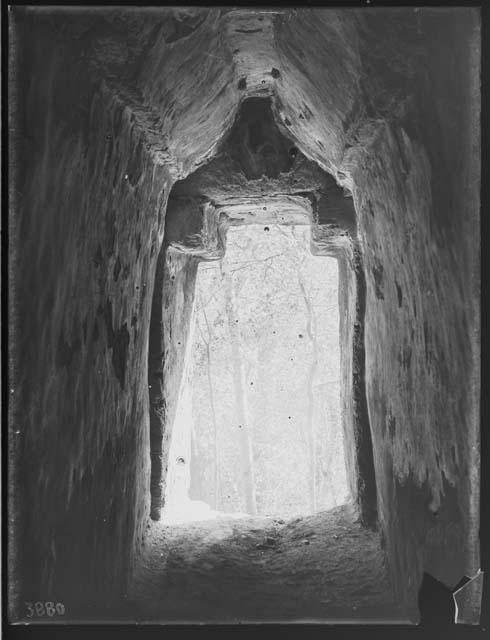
top-left (147, 96), bottom-right (378, 538)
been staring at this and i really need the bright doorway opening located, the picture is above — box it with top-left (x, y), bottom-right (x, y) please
top-left (162, 224), bottom-right (349, 524)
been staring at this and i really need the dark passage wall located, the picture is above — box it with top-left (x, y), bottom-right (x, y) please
top-left (349, 11), bottom-right (481, 612)
top-left (9, 11), bottom-right (170, 615)
top-left (148, 246), bottom-right (198, 520)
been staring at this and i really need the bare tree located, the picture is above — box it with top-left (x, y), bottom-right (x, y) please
top-left (222, 263), bottom-right (258, 515)
top-left (185, 224), bottom-right (345, 517)
top-left (298, 275), bottom-right (318, 512)
top-left (196, 306), bottom-right (221, 509)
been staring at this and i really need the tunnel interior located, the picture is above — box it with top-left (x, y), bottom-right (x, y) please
top-left (9, 6), bottom-right (481, 626)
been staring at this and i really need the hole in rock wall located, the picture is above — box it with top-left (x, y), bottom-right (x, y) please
top-left (162, 224), bottom-right (349, 525)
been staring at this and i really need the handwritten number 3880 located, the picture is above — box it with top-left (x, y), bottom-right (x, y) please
top-left (25, 602), bottom-right (65, 617)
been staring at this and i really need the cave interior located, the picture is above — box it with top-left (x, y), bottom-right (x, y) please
top-left (8, 5), bottom-right (481, 625)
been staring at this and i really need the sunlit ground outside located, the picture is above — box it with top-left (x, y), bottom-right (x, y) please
top-left (162, 224), bottom-right (350, 525)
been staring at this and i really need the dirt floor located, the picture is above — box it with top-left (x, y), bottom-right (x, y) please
top-left (127, 503), bottom-right (405, 623)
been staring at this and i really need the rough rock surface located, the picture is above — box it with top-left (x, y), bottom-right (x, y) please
top-left (9, 6), bottom-right (480, 623)
top-left (148, 248), bottom-right (198, 519)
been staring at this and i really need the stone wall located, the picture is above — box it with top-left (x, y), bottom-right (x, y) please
top-left (148, 247), bottom-right (198, 520)
top-left (346, 10), bottom-right (481, 613)
top-left (9, 10), bottom-right (169, 616)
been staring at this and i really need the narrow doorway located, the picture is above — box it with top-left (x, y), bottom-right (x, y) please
top-left (163, 224), bottom-right (349, 524)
